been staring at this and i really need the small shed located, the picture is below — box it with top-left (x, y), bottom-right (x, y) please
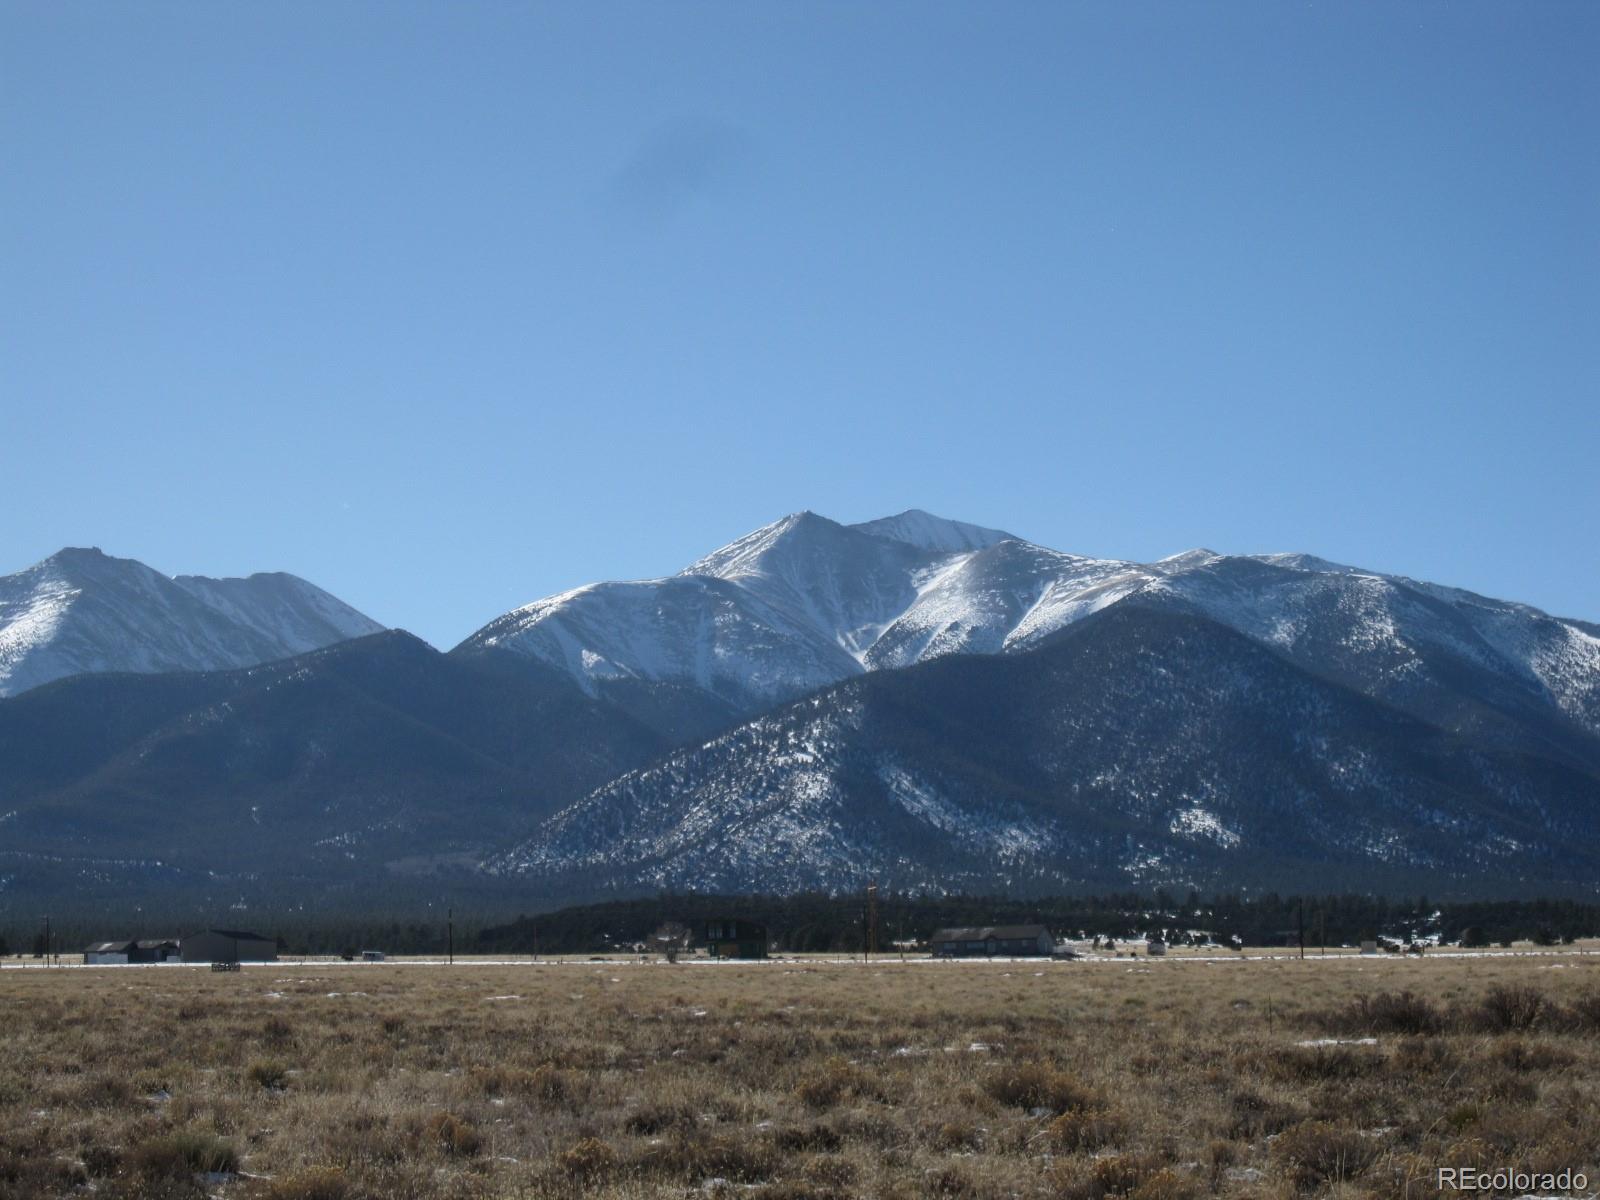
top-left (702, 919), bottom-right (767, 959)
top-left (361, 950), bottom-right (385, 962)
top-left (930, 925), bottom-right (1054, 958)
top-left (180, 929), bottom-right (278, 964)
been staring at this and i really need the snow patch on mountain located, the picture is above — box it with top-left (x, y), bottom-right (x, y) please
top-left (0, 548), bottom-right (383, 697)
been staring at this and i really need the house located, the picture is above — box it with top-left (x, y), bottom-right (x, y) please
top-left (84, 940), bottom-right (137, 965)
top-left (83, 938), bottom-right (182, 965)
top-left (179, 929), bottom-right (278, 964)
top-left (702, 919), bottom-right (768, 959)
top-left (930, 925), bottom-right (1054, 958)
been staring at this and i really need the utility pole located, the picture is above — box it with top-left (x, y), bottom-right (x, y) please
top-left (865, 881), bottom-right (879, 962)
top-left (447, 907), bottom-right (454, 966)
top-left (44, 915), bottom-right (51, 968)
top-left (1298, 898), bottom-right (1305, 960)
top-left (1319, 907), bottom-right (1326, 957)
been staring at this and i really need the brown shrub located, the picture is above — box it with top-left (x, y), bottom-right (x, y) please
top-left (557, 1137), bottom-right (616, 1181)
top-left (421, 1111), bottom-right (480, 1157)
top-left (1228, 1088), bottom-right (1306, 1138)
top-left (930, 1119), bottom-right (981, 1151)
top-left (257, 1166), bottom-right (351, 1200)
top-left (794, 1056), bottom-right (877, 1108)
top-left (528, 1063), bottom-right (571, 1105)
top-left (774, 1122), bottom-right (843, 1152)
top-left (129, 1130), bottom-right (240, 1178)
top-left (923, 1164), bottom-right (979, 1197)
top-left (246, 1060), bottom-right (288, 1090)
top-left (1269, 1044), bottom-right (1384, 1082)
top-left (1126, 1172), bottom-right (1200, 1200)
top-left (624, 1099), bottom-right (698, 1134)
top-left (1567, 990), bottom-right (1600, 1032)
top-left (1341, 990), bottom-right (1445, 1036)
top-left (1054, 1153), bottom-right (1183, 1199)
top-left (1272, 1120), bottom-right (1377, 1190)
top-left (983, 1062), bottom-right (1096, 1113)
top-left (1393, 1035), bottom-right (1458, 1074)
top-left (632, 1132), bottom-right (779, 1183)
top-left (1490, 1038), bottom-right (1576, 1072)
top-left (261, 1016), bottom-right (295, 1046)
top-left (1474, 984), bottom-right (1548, 1033)
top-left (1047, 1106), bottom-right (1126, 1152)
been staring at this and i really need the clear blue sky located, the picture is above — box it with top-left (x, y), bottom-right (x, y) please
top-left (4, 2), bottom-right (1596, 647)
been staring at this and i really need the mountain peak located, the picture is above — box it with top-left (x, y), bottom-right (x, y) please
top-left (850, 509), bottom-right (1014, 553)
top-left (1153, 548), bottom-right (1221, 571)
top-left (0, 548), bottom-right (385, 697)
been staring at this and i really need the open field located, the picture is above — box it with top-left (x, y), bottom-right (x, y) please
top-left (4, 954), bottom-right (1599, 1199)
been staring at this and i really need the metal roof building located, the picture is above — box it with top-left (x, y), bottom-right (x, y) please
top-left (929, 924), bottom-right (1054, 958)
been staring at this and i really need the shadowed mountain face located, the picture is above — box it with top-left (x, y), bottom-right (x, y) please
top-left (0, 547), bottom-right (384, 697)
top-left (489, 604), bottom-right (1600, 900)
top-left (0, 632), bottom-right (727, 904)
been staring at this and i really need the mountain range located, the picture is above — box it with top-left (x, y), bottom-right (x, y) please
top-left (0, 547), bottom-right (383, 697)
top-left (2, 511), bottom-right (1597, 911)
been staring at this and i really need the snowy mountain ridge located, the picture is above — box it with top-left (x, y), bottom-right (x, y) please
top-left (488, 604), bottom-right (1600, 897)
top-left (455, 509), bottom-right (1600, 761)
top-left (0, 547), bottom-right (384, 697)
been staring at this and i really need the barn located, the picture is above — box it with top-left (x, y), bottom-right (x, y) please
top-left (179, 929), bottom-right (278, 964)
top-left (702, 919), bottom-right (768, 959)
top-left (929, 924), bottom-right (1054, 958)
top-left (84, 940), bottom-right (137, 965)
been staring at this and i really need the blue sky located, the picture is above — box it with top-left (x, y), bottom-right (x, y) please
top-left (4, 2), bottom-right (1596, 647)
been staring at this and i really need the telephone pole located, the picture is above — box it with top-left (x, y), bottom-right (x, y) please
top-left (1297, 898), bottom-right (1305, 960)
top-left (447, 907), bottom-right (454, 966)
top-left (865, 881), bottom-right (879, 962)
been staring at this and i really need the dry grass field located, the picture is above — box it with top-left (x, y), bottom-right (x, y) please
top-left (3, 953), bottom-right (1598, 1200)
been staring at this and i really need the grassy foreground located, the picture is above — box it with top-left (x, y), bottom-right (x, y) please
top-left (3, 954), bottom-right (1598, 1199)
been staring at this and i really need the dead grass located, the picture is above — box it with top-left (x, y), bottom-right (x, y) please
top-left (0, 953), bottom-right (1597, 1198)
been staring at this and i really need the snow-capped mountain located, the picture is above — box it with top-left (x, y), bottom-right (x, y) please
top-left (5, 511), bottom-right (1598, 908)
top-left (0, 547), bottom-right (384, 696)
top-left (489, 604), bottom-right (1600, 898)
top-left (454, 509), bottom-right (1600, 769)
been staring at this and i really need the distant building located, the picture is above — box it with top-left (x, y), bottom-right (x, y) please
top-left (83, 938), bottom-right (180, 965)
top-left (361, 950), bottom-right (385, 962)
top-left (180, 929), bottom-right (277, 964)
top-left (135, 939), bottom-right (180, 963)
top-left (930, 925), bottom-right (1053, 958)
top-left (702, 919), bottom-right (768, 959)
top-left (84, 940), bottom-right (137, 965)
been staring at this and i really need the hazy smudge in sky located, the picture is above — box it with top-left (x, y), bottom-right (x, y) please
top-left (606, 117), bottom-right (756, 220)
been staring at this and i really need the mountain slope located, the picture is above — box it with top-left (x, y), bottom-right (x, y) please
top-left (454, 510), bottom-right (1600, 773)
top-left (0, 631), bottom-right (706, 905)
top-left (489, 604), bottom-right (1600, 899)
top-left (0, 548), bottom-right (384, 697)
